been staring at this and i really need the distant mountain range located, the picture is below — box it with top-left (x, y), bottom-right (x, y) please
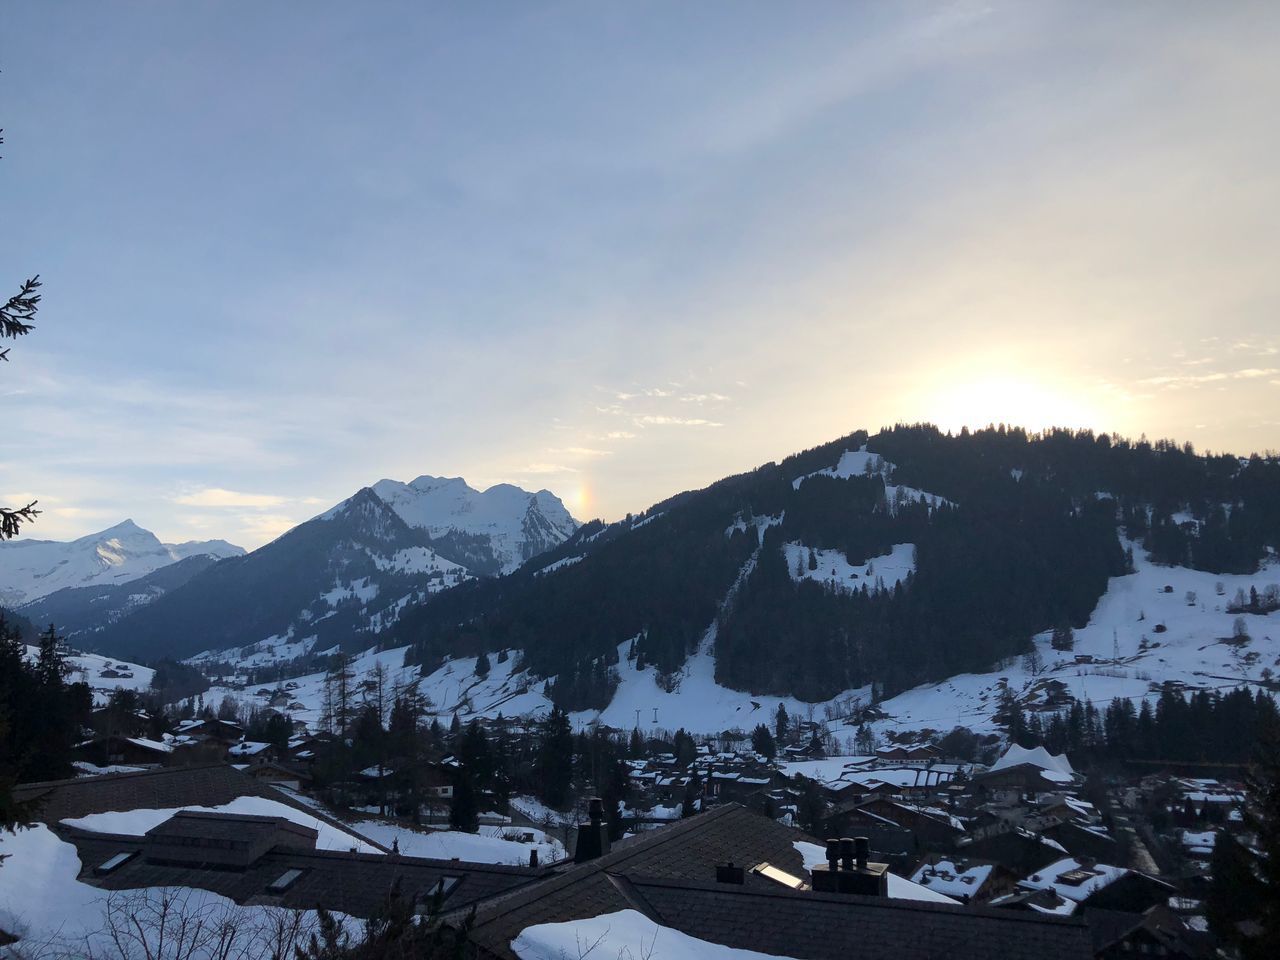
top-left (0, 519), bottom-right (243, 607)
top-left (23, 476), bottom-right (577, 663)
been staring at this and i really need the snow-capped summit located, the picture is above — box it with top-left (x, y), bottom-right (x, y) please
top-left (359, 475), bottom-right (578, 574)
top-left (0, 520), bottom-right (245, 607)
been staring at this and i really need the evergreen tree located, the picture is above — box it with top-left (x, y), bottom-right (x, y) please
top-left (1050, 623), bottom-right (1075, 652)
top-left (1206, 830), bottom-right (1263, 947)
top-left (775, 703), bottom-right (790, 741)
top-left (449, 769), bottom-right (479, 833)
top-left (1241, 726), bottom-right (1280, 958)
top-left (474, 651), bottom-right (491, 678)
top-left (750, 723), bottom-right (777, 760)
top-left (534, 706), bottom-right (574, 809)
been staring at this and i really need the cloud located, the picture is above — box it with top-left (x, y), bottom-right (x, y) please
top-left (679, 393), bottom-right (731, 403)
top-left (550, 446), bottom-right (613, 459)
top-left (172, 488), bottom-right (288, 508)
top-left (518, 463), bottom-right (580, 475)
top-left (603, 431), bottom-right (637, 440)
top-left (1138, 368), bottom-right (1278, 389)
top-left (633, 415), bottom-right (723, 427)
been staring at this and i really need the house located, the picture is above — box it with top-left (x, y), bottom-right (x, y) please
top-left (71, 734), bottom-right (174, 768)
top-left (174, 717), bottom-right (245, 743)
top-left (227, 740), bottom-right (280, 763)
top-left (243, 760), bottom-right (312, 793)
top-left (1018, 858), bottom-right (1176, 915)
top-left (908, 857), bottom-right (1020, 904)
top-left (1084, 905), bottom-right (1215, 958)
top-left (874, 744), bottom-right (942, 766)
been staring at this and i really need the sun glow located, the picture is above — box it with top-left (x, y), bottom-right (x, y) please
top-left (920, 373), bottom-right (1104, 435)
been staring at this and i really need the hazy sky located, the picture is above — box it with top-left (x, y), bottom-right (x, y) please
top-left (3, 1), bottom-right (1279, 549)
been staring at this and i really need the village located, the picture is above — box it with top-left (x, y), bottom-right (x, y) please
top-left (46, 677), bottom-right (1258, 960)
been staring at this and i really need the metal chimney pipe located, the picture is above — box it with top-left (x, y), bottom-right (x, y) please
top-left (825, 838), bottom-right (840, 871)
top-left (855, 836), bottom-right (869, 870)
top-left (588, 797), bottom-right (604, 825)
top-left (529, 848), bottom-right (538, 868)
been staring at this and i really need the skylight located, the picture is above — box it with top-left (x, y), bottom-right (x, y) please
top-left (95, 851), bottom-right (137, 875)
top-left (752, 863), bottom-right (807, 890)
top-left (267, 868), bottom-right (304, 893)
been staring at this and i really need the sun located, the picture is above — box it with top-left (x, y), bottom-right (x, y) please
top-left (921, 374), bottom-right (1103, 435)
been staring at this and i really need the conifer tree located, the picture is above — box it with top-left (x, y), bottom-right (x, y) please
top-left (750, 723), bottom-right (777, 760)
top-left (535, 706), bottom-right (574, 809)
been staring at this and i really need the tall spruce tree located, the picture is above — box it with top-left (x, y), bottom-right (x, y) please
top-left (535, 706), bottom-right (574, 809)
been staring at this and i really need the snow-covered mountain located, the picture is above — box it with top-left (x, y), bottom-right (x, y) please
top-left (81, 478), bottom-right (577, 663)
top-left (0, 519), bottom-right (243, 607)
top-left (355, 476), bottom-right (578, 575)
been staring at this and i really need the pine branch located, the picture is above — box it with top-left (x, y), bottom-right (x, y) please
top-left (0, 276), bottom-right (41, 355)
top-left (0, 501), bottom-right (39, 540)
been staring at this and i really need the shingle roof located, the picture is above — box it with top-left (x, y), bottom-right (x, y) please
top-left (463, 804), bottom-right (1092, 960)
top-left (62, 827), bottom-right (547, 918)
top-left (14, 763), bottom-right (370, 847)
top-left (623, 876), bottom-right (1092, 960)
top-left (463, 803), bottom-right (819, 955)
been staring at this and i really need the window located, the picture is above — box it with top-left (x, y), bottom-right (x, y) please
top-left (752, 863), bottom-right (807, 890)
top-left (267, 868), bottom-right (305, 893)
top-left (95, 851), bottom-right (137, 875)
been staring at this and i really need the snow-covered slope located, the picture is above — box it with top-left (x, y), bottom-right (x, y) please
top-left (0, 520), bottom-right (243, 607)
top-left (360, 476), bottom-right (578, 574)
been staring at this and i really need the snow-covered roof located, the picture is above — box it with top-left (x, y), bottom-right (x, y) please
top-left (989, 744), bottom-right (1075, 779)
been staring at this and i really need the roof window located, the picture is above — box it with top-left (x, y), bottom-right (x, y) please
top-left (267, 868), bottom-right (305, 893)
top-left (95, 851), bottom-right (137, 875)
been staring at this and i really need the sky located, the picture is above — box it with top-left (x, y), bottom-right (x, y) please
top-left (2, 1), bottom-right (1279, 550)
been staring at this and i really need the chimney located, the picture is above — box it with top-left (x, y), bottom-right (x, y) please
top-left (573, 797), bottom-right (612, 863)
top-left (529, 848), bottom-right (539, 868)
top-left (810, 836), bottom-right (889, 897)
top-left (716, 862), bottom-right (745, 885)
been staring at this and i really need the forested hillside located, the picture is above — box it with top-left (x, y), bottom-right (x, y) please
top-left (391, 424), bottom-right (1280, 711)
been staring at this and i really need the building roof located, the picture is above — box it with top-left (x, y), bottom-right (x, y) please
top-left (63, 824), bottom-right (545, 917)
top-left (13, 762), bottom-right (365, 847)
top-left (464, 804), bottom-right (1092, 960)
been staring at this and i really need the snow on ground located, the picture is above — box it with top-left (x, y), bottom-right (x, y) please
top-left (197, 537), bottom-right (1278, 741)
top-left (535, 554), bottom-right (583, 576)
top-left (513, 909), bottom-right (805, 960)
top-left (791, 841), bottom-right (958, 904)
top-left (791, 446), bottom-right (953, 512)
top-left (61, 795), bottom-right (381, 853)
top-left (510, 795), bottom-right (576, 827)
top-left (776, 757), bottom-right (875, 787)
top-left (0, 823), bottom-right (336, 957)
top-left (863, 540), bottom-right (1280, 741)
top-left (25, 645), bottom-right (155, 706)
top-left (351, 820), bottom-right (565, 865)
top-left (782, 542), bottom-right (914, 594)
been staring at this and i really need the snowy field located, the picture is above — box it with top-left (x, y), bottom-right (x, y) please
top-left (782, 541), bottom-right (915, 594)
top-left (26, 644), bottom-right (155, 706)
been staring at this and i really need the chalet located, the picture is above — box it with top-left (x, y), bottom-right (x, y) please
top-left (1085, 905), bottom-right (1215, 959)
top-left (824, 796), bottom-right (965, 850)
top-left (908, 856), bottom-right (1020, 904)
top-left (874, 743), bottom-right (942, 766)
top-left (227, 740), bottom-right (279, 762)
top-left (243, 760), bottom-right (312, 792)
top-left (1018, 858), bottom-right (1176, 915)
top-left (173, 717), bottom-right (245, 743)
top-left (71, 734), bottom-right (173, 768)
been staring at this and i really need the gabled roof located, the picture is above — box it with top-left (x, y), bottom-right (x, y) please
top-left (63, 824), bottom-right (545, 917)
top-left (463, 804), bottom-right (1092, 960)
top-left (13, 763), bottom-right (357, 843)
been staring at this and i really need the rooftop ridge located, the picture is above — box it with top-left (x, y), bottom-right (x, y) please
top-left (621, 873), bottom-right (1091, 927)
